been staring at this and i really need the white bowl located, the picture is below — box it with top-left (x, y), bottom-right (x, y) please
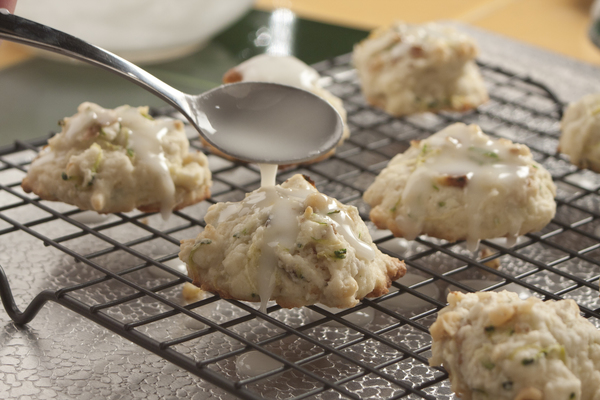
top-left (16, 0), bottom-right (254, 64)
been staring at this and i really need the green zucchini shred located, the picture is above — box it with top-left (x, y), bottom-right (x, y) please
top-left (333, 249), bottom-right (347, 259)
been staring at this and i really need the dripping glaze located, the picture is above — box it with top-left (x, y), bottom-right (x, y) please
top-left (398, 124), bottom-right (531, 251)
top-left (64, 104), bottom-right (178, 219)
top-left (216, 167), bottom-right (376, 313)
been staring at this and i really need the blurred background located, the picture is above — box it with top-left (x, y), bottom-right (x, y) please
top-left (1, 0), bottom-right (599, 146)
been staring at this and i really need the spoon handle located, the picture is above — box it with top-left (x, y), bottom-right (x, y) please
top-left (0, 11), bottom-right (191, 116)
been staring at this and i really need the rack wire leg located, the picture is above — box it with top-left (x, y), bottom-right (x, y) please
top-left (0, 265), bottom-right (55, 325)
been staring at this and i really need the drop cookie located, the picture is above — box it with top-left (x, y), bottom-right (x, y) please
top-left (353, 21), bottom-right (488, 116)
top-left (430, 291), bottom-right (600, 400)
top-left (363, 123), bottom-right (556, 249)
top-left (179, 174), bottom-right (405, 310)
top-left (22, 102), bottom-right (212, 217)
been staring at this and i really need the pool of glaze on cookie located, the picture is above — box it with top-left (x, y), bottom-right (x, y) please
top-left (64, 106), bottom-right (117, 140)
top-left (398, 124), bottom-right (531, 251)
top-left (233, 54), bottom-right (320, 91)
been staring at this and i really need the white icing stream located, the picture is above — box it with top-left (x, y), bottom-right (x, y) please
top-left (315, 193), bottom-right (376, 261)
top-left (259, 163), bottom-right (278, 187)
top-left (398, 124), bottom-right (530, 251)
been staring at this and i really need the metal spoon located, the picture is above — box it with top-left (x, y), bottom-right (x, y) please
top-left (0, 11), bottom-right (344, 165)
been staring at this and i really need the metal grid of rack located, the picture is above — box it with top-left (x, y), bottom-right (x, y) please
top-left (1, 53), bottom-right (599, 400)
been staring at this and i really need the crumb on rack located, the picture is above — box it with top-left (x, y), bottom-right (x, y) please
top-left (480, 247), bottom-right (501, 270)
top-left (182, 282), bottom-right (205, 303)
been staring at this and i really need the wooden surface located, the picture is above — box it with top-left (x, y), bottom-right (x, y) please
top-left (255, 0), bottom-right (600, 66)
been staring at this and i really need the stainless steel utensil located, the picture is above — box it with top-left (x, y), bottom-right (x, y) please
top-left (0, 11), bottom-right (344, 164)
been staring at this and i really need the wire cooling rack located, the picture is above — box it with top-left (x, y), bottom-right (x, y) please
top-left (1, 53), bottom-right (599, 400)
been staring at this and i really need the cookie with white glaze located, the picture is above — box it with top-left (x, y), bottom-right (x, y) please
top-left (363, 123), bottom-right (556, 249)
top-left (179, 174), bottom-right (405, 309)
top-left (353, 21), bottom-right (488, 116)
top-left (22, 102), bottom-right (212, 216)
top-left (201, 54), bottom-right (350, 167)
top-left (559, 93), bottom-right (600, 171)
top-left (430, 291), bottom-right (600, 400)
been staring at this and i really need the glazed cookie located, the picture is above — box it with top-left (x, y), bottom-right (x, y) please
top-left (22, 102), bottom-right (212, 217)
top-left (430, 291), bottom-right (600, 400)
top-left (559, 93), bottom-right (600, 171)
top-left (201, 54), bottom-right (350, 166)
top-left (179, 174), bottom-right (405, 310)
top-left (353, 21), bottom-right (488, 116)
top-left (363, 123), bottom-right (556, 250)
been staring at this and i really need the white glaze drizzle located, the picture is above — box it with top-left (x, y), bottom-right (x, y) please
top-left (125, 118), bottom-right (176, 220)
top-left (258, 190), bottom-right (299, 312)
top-left (218, 167), bottom-right (376, 312)
top-left (59, 103), bottom-right (178, 219)
top-left (253, 176), bottom-right (375, 311)
top-left (311, 193), bottom-right (376, 261)
top-left (218, 172), bottom-right (311, 312)
top-left (398, 124), bottom-right (530, 251)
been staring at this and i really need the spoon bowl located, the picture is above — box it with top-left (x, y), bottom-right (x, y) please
top-left (193, 82), bottom-right (343, 163)
top-left (0, 10), bottom-right (344, 165)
